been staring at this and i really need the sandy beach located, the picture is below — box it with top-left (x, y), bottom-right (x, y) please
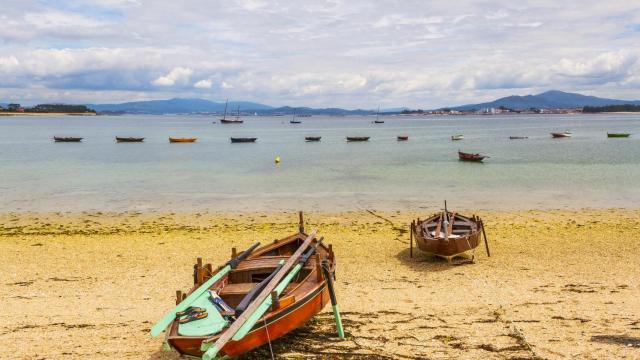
top-left (1, 209), bottom-right (639, 359)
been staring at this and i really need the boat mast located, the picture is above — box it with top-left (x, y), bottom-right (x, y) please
top-left (443, 200), bottom-right (449, 241)
top-left (236, 106), bottom-right (240, 121)
top-left (222, 99), bottom-right (228, 120)
top-left (376, 106), bottom-right (380, 122)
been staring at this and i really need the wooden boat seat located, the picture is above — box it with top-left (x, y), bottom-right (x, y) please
top-left (219, 282), bottom-right (258, 296)
top-left (234, 256), bottom-right (290, 271)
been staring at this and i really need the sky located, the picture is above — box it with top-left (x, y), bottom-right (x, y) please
top-left (1, 0), bottom-right (639, 109)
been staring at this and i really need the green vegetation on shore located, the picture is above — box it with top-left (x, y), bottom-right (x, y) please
top-left (583, 104), bottom-right (640, 113)
top-left (0, 103), bottom-right (96, 114)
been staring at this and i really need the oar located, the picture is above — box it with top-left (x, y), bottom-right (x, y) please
top-left (150, 242), bottom-right (260, 337)
top-left (227, 239), bottom-right (322, 343)
top-left (321, 259), bottom-right (345, 339)
top-left (200, 230), bottom-right (318, 359)
top-left (480, 219), bottom-right (491, 257)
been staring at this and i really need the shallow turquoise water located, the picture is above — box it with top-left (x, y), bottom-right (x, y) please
top-left (1, 114), bottom-right (638, 211)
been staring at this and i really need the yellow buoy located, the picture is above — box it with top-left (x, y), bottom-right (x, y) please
top-left (275, 156), bottom-right (281, 164)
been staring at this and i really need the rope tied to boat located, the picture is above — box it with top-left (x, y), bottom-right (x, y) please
top-left (263, 317), bottom-right (275, 360)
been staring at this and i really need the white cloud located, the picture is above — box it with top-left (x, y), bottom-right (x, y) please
top-left (24, 10), bottom-right (108, 29)
top-left (0, 55), bottom-right (20, 72)
top-left (1, 0), bottom-right (639, 107)
top-left (194, 79), bottom-right (213, 88)
top-left (151, 66), bottom-right (194, 86)
top-left (553, 50), bottom-right (638, 82)
top-left (373, 14), bottom-right (443, 28)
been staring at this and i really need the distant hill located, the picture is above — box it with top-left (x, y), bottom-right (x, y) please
top-left (261, 106), bottom-right (376, 115)
top-left (88, 98), bottom-right (381, 115)
top-left (89, 98), bottom-right (273, 114)
top-left (449, 90), bottom-right (640, 110)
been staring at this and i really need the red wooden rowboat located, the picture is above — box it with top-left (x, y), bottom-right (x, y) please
top-left (164, 223), bottom-right (335, 358)
top-left (458, 150), bottom-right (487, 162)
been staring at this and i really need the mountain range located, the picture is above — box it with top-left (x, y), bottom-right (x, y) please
top-left (74, 90), bottom-right (640, 114)
top-left (89, 98), bottom-right (379, 115)
top-left (448, 90), bottom-right (640, 111)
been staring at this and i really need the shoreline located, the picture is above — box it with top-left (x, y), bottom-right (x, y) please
top-left (0, 112), bottom-right (96, 116)
top-left (1, 208), bottom-right (639, 359)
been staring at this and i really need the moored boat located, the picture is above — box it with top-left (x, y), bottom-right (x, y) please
top-left (116, 136), bottom-right (144, 142)
top-left (410, 204), bottom-right (489, 262)
top-left (169, 137), bottom-right (197, 143)
top-left (305, 136), bottom-right (321, 142)
top-left (346, 136), bottom-right (370, 142)
top-left (509, 136), bottom-right (528, 140)
top-left (220, 119), bottom-right (243, 124)
top-left (217, 99), bottom-right (230, 124)
top-left (221, 105), bottom-right (244, 124)
top-left (230, 137), bottom-right (257, 143)
top-left (397, 135), bottom-right (409, 141)
top-left (551, 131), bottom-right (572, 138)
top-left (458, 150), bottom-right (487, 162)
top-left (451, 134), bottom-right (464, 141)
top-left (154, 214), bottom-right (340, 359)
top-left (54, 136), bottom-right (83, 142)
top-left (290, 111), bottom-right (301, 124)
top-left (372, 106), bottom-right (384, 123)
top-left (607, 133), bottom-right (631, 138)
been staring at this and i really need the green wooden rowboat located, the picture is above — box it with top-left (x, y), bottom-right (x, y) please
top-left (607, 133), bottom-right (631, 138)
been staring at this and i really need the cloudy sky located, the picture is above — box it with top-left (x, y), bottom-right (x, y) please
top-left (1, 0), bottom-right (639, 108)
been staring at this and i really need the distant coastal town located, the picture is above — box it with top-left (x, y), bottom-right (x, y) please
top-left (400, 104), bottom-right (640, 115)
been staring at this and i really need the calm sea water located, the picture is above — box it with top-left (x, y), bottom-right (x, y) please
top-left (1, 114), bottom-right (639, 212)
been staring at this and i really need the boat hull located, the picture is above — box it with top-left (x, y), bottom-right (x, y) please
top-left (412, 213), bottom-right (483, 260)
top-left (607, 133), bottom-right (630, 138)
top-left (116, 137), bottom-right (144, 142)
top-left (230, 137), bottom-right (257, 143)
top-left (458, 151), bottom-right (486, 162)
top-left (167, 283), bottom-right (329, 357)
top-left (220, 119), bottom-right (243, 124)
top-left (169, 137), bottom-right (197, 143)
top-left (397, 136), bottom-right (409, 141)
top-left (551, 132), bottom-right (571, 138)
top-left (305, 137), bottom-right (321, 142)
top-left (54, 137), bottom-right (82, 142)
top-left (346, 137), bottom-right (370, 142)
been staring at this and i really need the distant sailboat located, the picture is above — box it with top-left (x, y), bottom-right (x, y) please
top-left (290, 110), bottom-right (301, 124)
top-left (220, 103), bottom-right (244, 124)
top-left (373, 106), bottom-right (384, 123)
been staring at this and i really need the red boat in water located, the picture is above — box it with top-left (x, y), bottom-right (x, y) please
top-left (458, 150), bottom-right (487, 162)
top-left (152, 214), bottom-right (342, 359)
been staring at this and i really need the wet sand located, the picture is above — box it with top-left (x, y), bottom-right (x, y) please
top-left (1, 209), bottom-right (639, 359)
